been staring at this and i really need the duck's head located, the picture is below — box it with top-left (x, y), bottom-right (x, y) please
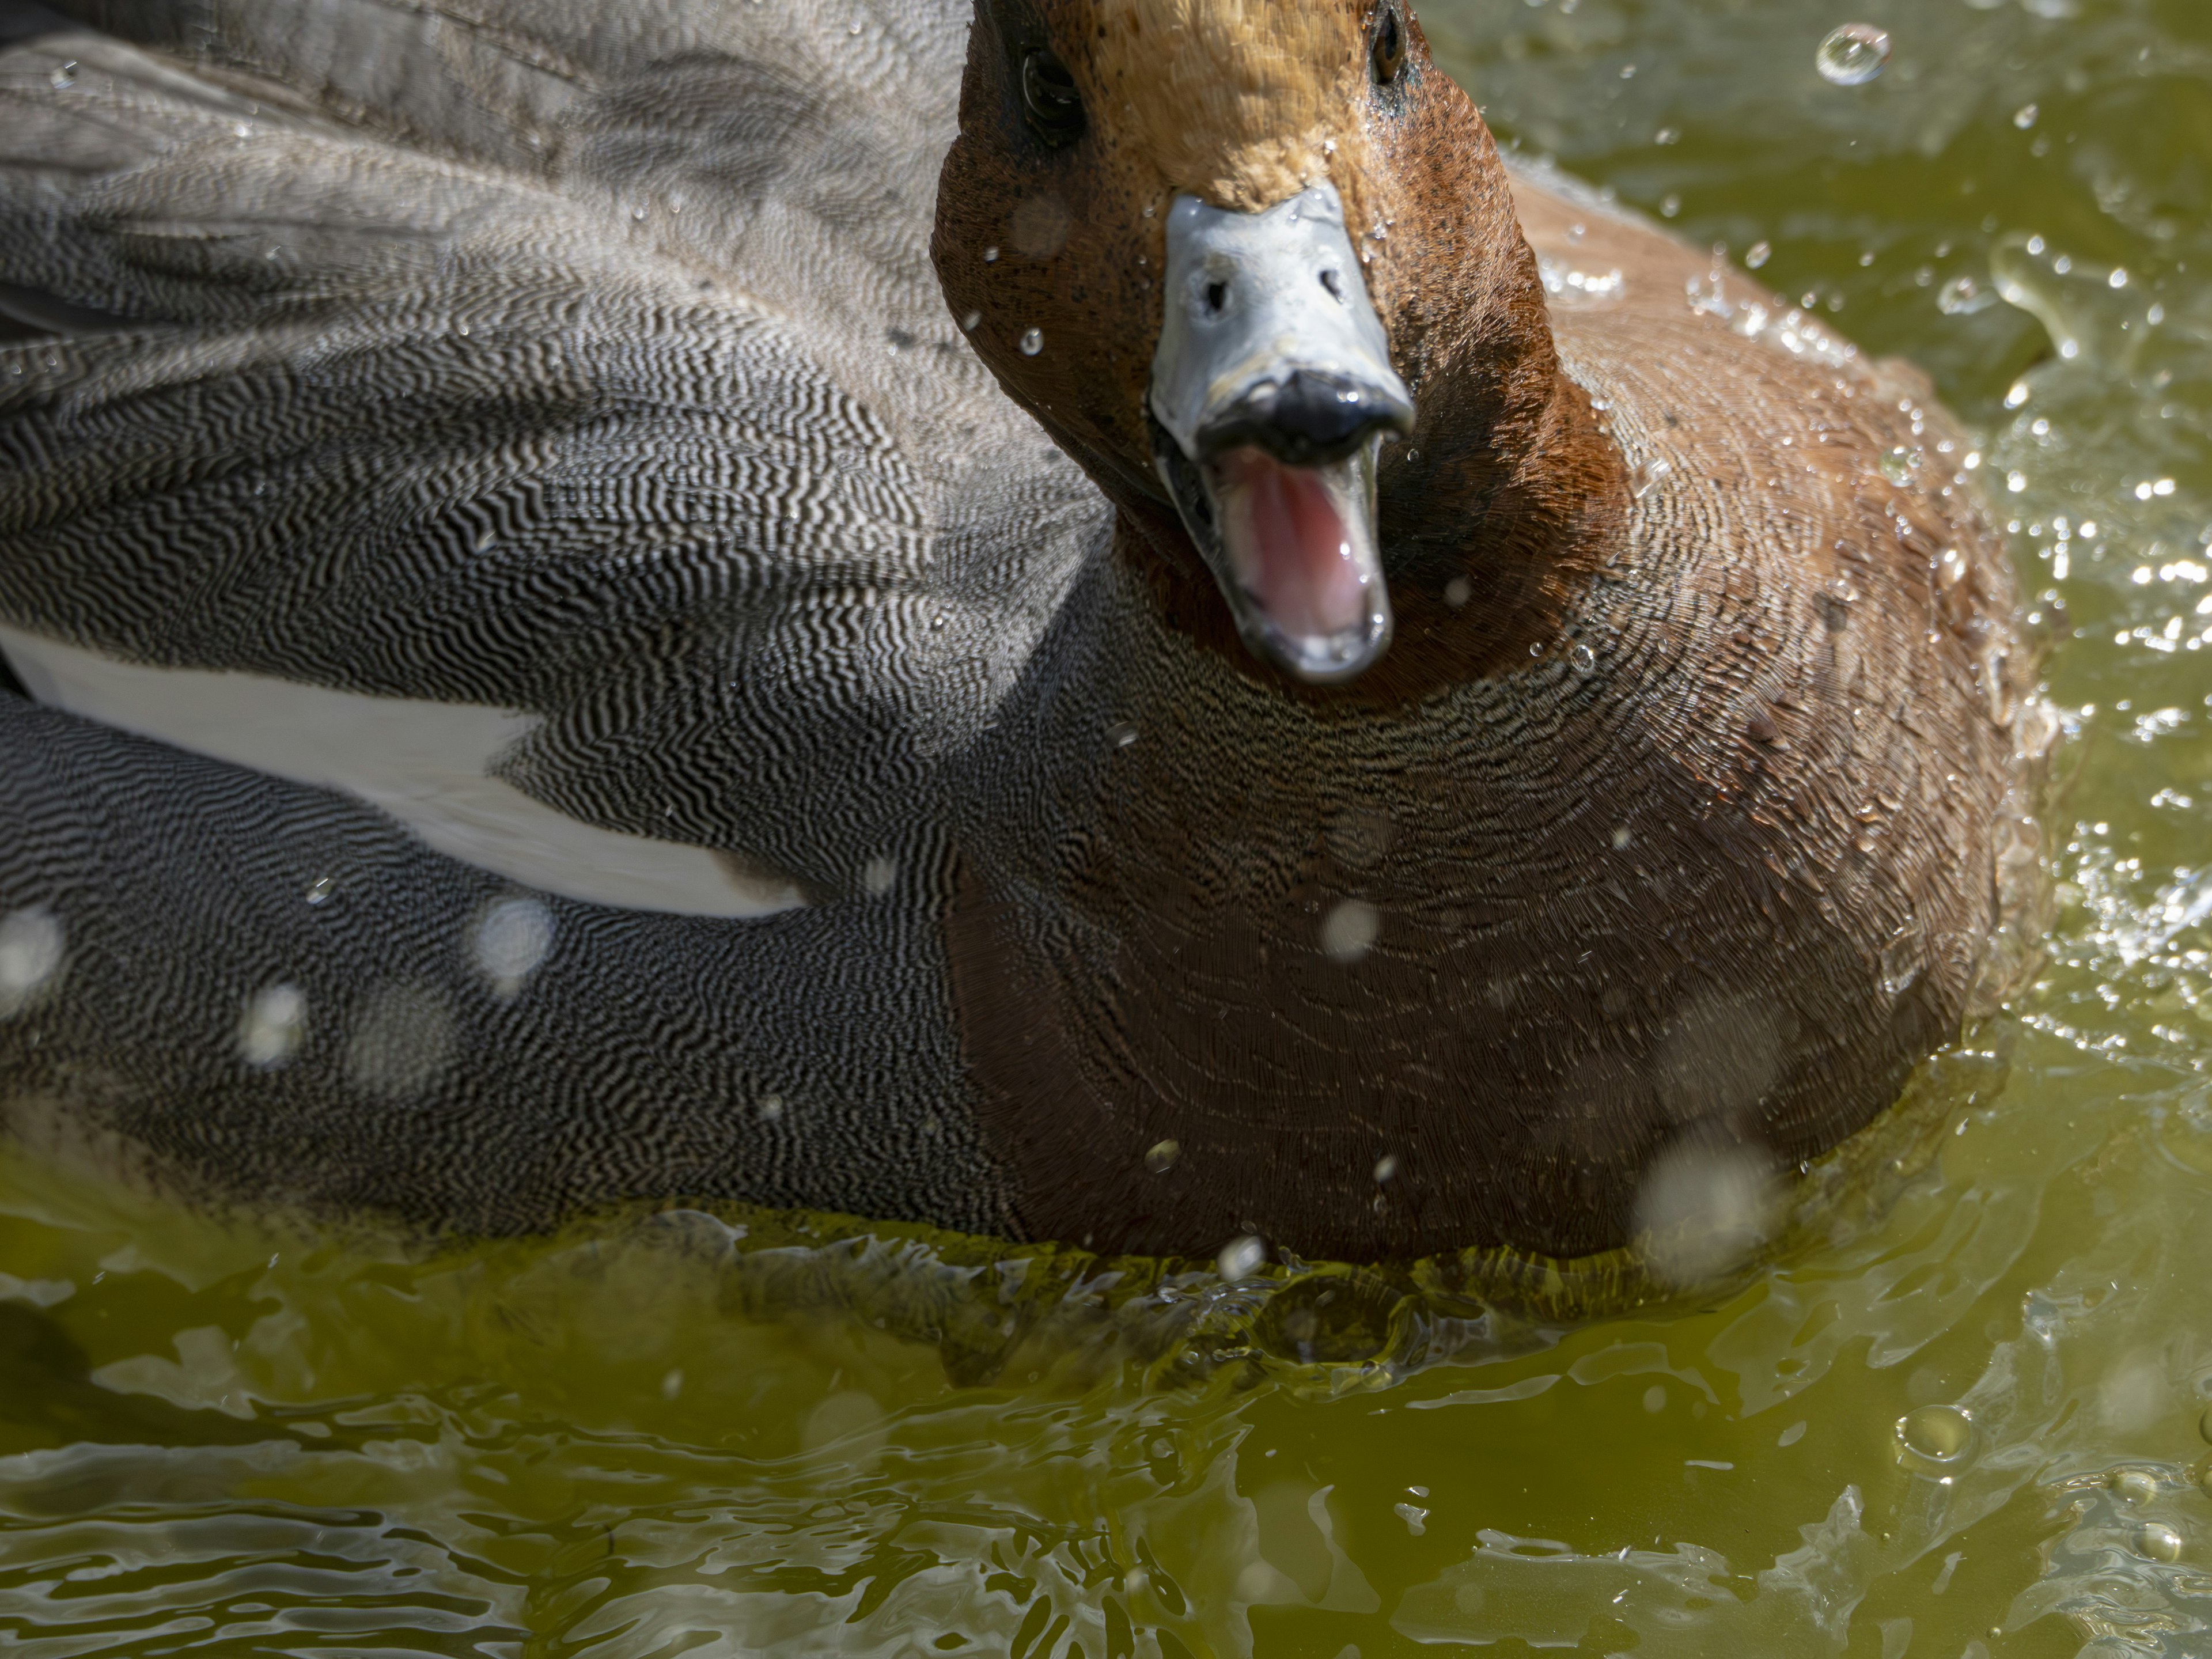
top-left (936, 0), bottom-right (1569, 689)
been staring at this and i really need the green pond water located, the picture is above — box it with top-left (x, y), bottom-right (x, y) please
top-left (6, 1), bottom-right (2212, 1654)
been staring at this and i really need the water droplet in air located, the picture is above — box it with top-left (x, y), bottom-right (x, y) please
top-left (48, 61), bottom-right (76, 89)
top-left (1634, 1141), bottom-right (1779, 1286)
top-left (1816, 25), bottom-right (1891, 86)
top-left (1443, 576), bottom-right (1472, 608)
top-left (862, 857), bottom-right (898, 896)
top-left (1878, 447), bottom-right (1922, 485)
top-left (1570, 643), bottom-right (1596, 672)
top-left (1896, 1404), bottom-right (1975, 1468)
top-left (1745, 241), bottom-right (1772, 270)
top-left (1145, 1138), bottom-right (1181, 1175)
top-left (1107, 721), bottom-right (1138, 749)
top-left (1019, 327), bottom-right (1043, 355)
top-left (961, 310), bottom-right (981, 331)
top-left (1937, 274), bottom-right (1995, 316)
top-left (0, 907), bottom-right (66, 1016)
top-left (1217, 1234), bottom-right (1266, 1281)
top-left (1661, 194), bottom-right (1682, 218)
top-left (1320, 898), bottom-right (1379, 964)
top-left (2140, 1522), bottom-right (2183, 1563)
top-left (344, 983), bottom-right (454, 1102)
top-left (1373, 1153), bottom-right (1399, 1184)
top-left (2012, 103), bottom-right (2038, 130)
top-left (472, 896), bottom-right (554, 991)
top-left (238, 983), bottom-right (308, 1069)
top-left (758, 1093), bottom-right (785, 1122)
top-left (983, 246), bottom-right (999, 263)
top-left (305, 875), bottom-right (335, 906)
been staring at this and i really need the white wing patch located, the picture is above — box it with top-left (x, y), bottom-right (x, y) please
top-left (0, 624), bottom-right (805, 919)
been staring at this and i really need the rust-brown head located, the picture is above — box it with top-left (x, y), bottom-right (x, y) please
top-left (934, 0), bottom-right (1557, 688)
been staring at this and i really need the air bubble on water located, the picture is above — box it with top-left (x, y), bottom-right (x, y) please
top-left (238, 983), bottom-right (308, 1069)
top-left (48, 61), bottom-right (76, 89)
top-left (1895, 1404), bottom-right (1975, 1468)
top-left (1320, 898), bottom-right (1379, 964)
top-left (2140, 1523), bottom-right (2183, 1563)
top-left (1107, 721), bottom-right (1138, 749)
top-left (305, 875), bottom-right (335, 906)
top-left (0, 907), bottom-right (65, 1017)
top-left (1816, 24), bottom-right (1891, 87)
top-left (1216, 1234), bottom-right (1266, 1281)
top-left (1745, 241), bottom-right (1772, 270)
top-left (1019, 328), bottom-right (1043, 355)
top-left (2013, 103), bottom-right (2039, 130)
top-left (1661, 194), bottom-right (1681, 218)
top-left (2111, 1468), bottom-right (2160, 1503)
top-left (1146, 1138), bottom-right (1181, 1174)
top-left (472, 896), bottom-right (554, 994)
top-left (661, 1368), bottom-right (684, 1400)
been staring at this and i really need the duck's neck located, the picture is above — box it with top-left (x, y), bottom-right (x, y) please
top-left (1109, 217), bottom-right (1629, 705)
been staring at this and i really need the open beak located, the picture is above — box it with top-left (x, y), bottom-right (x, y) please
top-left (1148, 183), bottom-right (1414, 684)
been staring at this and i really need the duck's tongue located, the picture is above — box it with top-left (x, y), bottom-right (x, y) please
top-left (1199, 444), bottom-right (1389, 680)
top-left (1207, 447), bottom-right (1373, 643)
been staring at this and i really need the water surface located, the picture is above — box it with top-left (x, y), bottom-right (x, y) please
top-left (6, 1), bottom-right (2212, 1654)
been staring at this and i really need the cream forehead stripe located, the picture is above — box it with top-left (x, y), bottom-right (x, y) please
top-left (1086, 0), bottom-right (1365, 210)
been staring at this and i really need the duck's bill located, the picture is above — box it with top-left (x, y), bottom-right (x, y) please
top-left (1154, 434), bottom-right (1392, 683)
top-left (1147, 184), bottom-right (1413, 684)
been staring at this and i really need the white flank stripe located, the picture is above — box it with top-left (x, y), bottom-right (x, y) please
top-left (0, 624), bottom-right (804, 918)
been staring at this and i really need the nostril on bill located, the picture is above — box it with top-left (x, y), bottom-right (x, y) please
top-left (1203, 280), bottom-right (1229, 314)
top-left (1319, 268), bottom-right (1343, 301)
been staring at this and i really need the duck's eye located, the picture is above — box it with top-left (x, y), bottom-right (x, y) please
top-left (1021, 48), bottom-right (1085, 147)
top-left (1371, 4), bottom-right (1407, 86)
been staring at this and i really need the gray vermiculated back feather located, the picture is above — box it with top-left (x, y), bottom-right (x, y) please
top-left (0, 0), bottom-right (1115, 1228)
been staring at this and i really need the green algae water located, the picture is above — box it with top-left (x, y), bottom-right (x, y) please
top-left (6, 1), bottom-right (2212, 1653)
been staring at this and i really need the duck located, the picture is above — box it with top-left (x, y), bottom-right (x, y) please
top-left (0, 0), bottom-right (2048, 1263)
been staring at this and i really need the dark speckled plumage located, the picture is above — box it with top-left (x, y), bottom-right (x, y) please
top-left (0, 0), bottom-right (2048, 1257)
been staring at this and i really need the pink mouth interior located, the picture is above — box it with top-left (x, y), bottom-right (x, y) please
top-left (1209, 446), bottom-right (1369, 642)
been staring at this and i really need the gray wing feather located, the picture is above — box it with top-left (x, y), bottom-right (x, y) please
top-left (0, 1), bottom-right (1108, 892)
